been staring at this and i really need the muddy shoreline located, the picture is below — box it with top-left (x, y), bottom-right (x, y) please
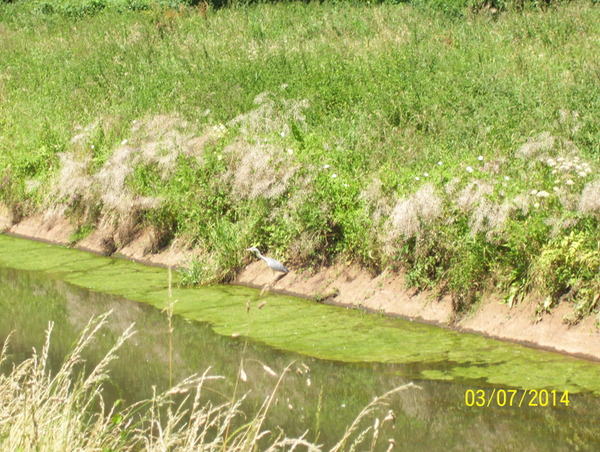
top-left (1, 210), bottom-right (599, 361)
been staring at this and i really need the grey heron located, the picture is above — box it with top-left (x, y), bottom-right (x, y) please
top-left (246, 247), bottom-right (289, 274)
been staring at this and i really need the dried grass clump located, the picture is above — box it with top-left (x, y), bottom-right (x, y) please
top-left (48, 115), bottom-right (216, 238)
top-left (360, 178), bottom-right (391, 225)
top-left (455, 181), bottom-right (519, 237)
top-left (223, 140), bottom-right (298, 200)
top-left (516, 131), bottom-right (555, 159)
top-left (470, 199), bottom-right (514, 238)
top-left (55, 151), bottom-right (93, 201)
top-left (456, 180), bottom-right (494, 211)
top-left (578, 179), bottom-right (600, 216)
top-left (228, 91), bottom-right (309, 139)
top-left (512, 194), bottom-right (531, 216)
top-left (384, 184), bottom-right (442, 251)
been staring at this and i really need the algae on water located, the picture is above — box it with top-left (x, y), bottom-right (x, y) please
top-left (1, 233), bottom-right (599, 395)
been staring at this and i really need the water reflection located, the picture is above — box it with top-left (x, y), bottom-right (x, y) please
top-left (1, 266), bottom-right (600, 450)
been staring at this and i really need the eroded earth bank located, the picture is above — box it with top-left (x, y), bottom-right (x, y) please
top-left (2, 210), bottom-right (598, 362)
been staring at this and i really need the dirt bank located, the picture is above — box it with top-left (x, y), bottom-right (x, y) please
top-left (1, 209), bottom-right (599, 361)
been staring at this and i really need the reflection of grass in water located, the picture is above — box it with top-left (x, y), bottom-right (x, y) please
top-left (0, 311), bottom-right (416, 451)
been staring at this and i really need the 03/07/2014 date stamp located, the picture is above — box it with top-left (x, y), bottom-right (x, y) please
top-left (465, 389), bottom-right (569, 407)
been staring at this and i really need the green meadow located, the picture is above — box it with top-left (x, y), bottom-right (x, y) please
top-left (0, 0), bottom-right (599, 319)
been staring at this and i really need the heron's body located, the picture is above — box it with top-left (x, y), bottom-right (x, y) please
top-left (246, 247), bottom-right (289, 274)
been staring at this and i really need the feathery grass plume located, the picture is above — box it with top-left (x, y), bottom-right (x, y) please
top-left (516, 131), bottom-right (555, 159)
top-left (384, 184), bottom-right (442, 252)
top-left (559, 109), bottom-right (582, 135)
top-left (545, 216), bottom-right (580, 239)
top-left (578, 179), bottom-right (600, 216)
top-left (456, 180), bottom-right (494, 211)
top-left (444, 177), bottom-right (461, 196)
top-left (223, 140), bottom-right (298, 200)
top-left (360, 178), bottom-right (391, 225)
top-left (512, 194), bottom-right (531, 216)
top-left (54, 151), bottom-right (93, 202)
top-left (227, 91), bottom-right (309, 139)
top-left (222, 92), bottom-right (308, 201)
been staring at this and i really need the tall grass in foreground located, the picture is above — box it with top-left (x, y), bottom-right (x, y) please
top-left (0, 313), bottom-right (417, 451)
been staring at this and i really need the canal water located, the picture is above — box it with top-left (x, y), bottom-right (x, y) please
top-left (1, 234), bottom-right (600, 450)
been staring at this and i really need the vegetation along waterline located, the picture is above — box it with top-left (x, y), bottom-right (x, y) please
top-left (3, 263), bottom-right (600, 450)
top-left (1, 0), bottom-right (599, 326)
top-left (2, 233), bottom-right (600, 395)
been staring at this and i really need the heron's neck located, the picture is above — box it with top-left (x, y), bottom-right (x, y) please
top-left (254, 250), bottom-right (264, 260)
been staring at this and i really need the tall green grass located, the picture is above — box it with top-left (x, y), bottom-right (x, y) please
top-left (0, 0), bottom-right (599, 319)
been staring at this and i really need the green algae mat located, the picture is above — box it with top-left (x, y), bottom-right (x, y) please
top-left (1, 233), bottom-right (599, 395)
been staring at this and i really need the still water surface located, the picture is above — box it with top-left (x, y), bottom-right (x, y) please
top-left (1, 234), bottom-right (600, 450)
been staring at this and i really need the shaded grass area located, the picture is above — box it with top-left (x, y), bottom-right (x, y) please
top-left (0, 0), bottom-right (599, 320)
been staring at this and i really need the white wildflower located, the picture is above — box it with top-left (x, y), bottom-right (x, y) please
top-left (547, 159), bottom-right (556, 167)
top-left (534, 202), bottom-right (540, 208)
top-left (585, 167), bottom-right (593, 174)
top-left (536, 191), bottom-right (550, 198)
top-left (323, 164), bottom-right (329, 169)
top-left (281, 131), bottom-right (285, 137)
top-left (530, 189), bottom-right (538, 195)
top-left (553, 186), bottom-right (560, 192)
top-left (466, 166), bottom-right (474, 173)
top-left (579, 172), bottom-right (587, 178)
top-left (504, 176), bottom-right (510, 181)
top-left (438, 161), bottom-right (442, 166)
top-left (217, 155), bottom-right (222, 161)
top-left (478, 155), bottom-right (484, 161)
top-left (557, 157), bottom-right (565, 163)
top-left (287, 149), bottom-right (293, 155)
top-left (415, 176), bottom-right (420, 181)
top-left (332, 173), bottom-right (337, 178)
top-left (552, 170), bottom-right (558, 174)
top-left (424, 173), bottom-right (429, 177)
top-left (566, 179), bottom-right (574, 186)
top-left (91, 145), bottom-right (95, 149)
top-left (121, 139), bottom-right (128, 145)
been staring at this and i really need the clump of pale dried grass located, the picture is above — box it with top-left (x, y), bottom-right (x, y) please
top-left (383, 184), bottom-right (442, 253)
top-left (0, 312), bottom-right (417, 452)
top-left (516, 131), bottom-right (555, 159)
top-left (454, 180), bottom-right (517, 237)
top-left (578, 179), bottom-right (600, 216)
top-left (360, 178), bottom-right (391, 225)
top-left (223, 140), bottom-right (298, 200)
top-left (228, 91), bottom-right (309, 139)
top-left (220, 92), bottom-right (309, 201)
top-left (48, 114), bottom-right (219, 241)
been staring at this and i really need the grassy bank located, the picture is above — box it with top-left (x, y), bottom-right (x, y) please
top-left (0, 0), bottom-right (599, 321)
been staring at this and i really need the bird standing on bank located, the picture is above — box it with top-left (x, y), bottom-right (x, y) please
top-left (246, 247), bottom-right (289, 274)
